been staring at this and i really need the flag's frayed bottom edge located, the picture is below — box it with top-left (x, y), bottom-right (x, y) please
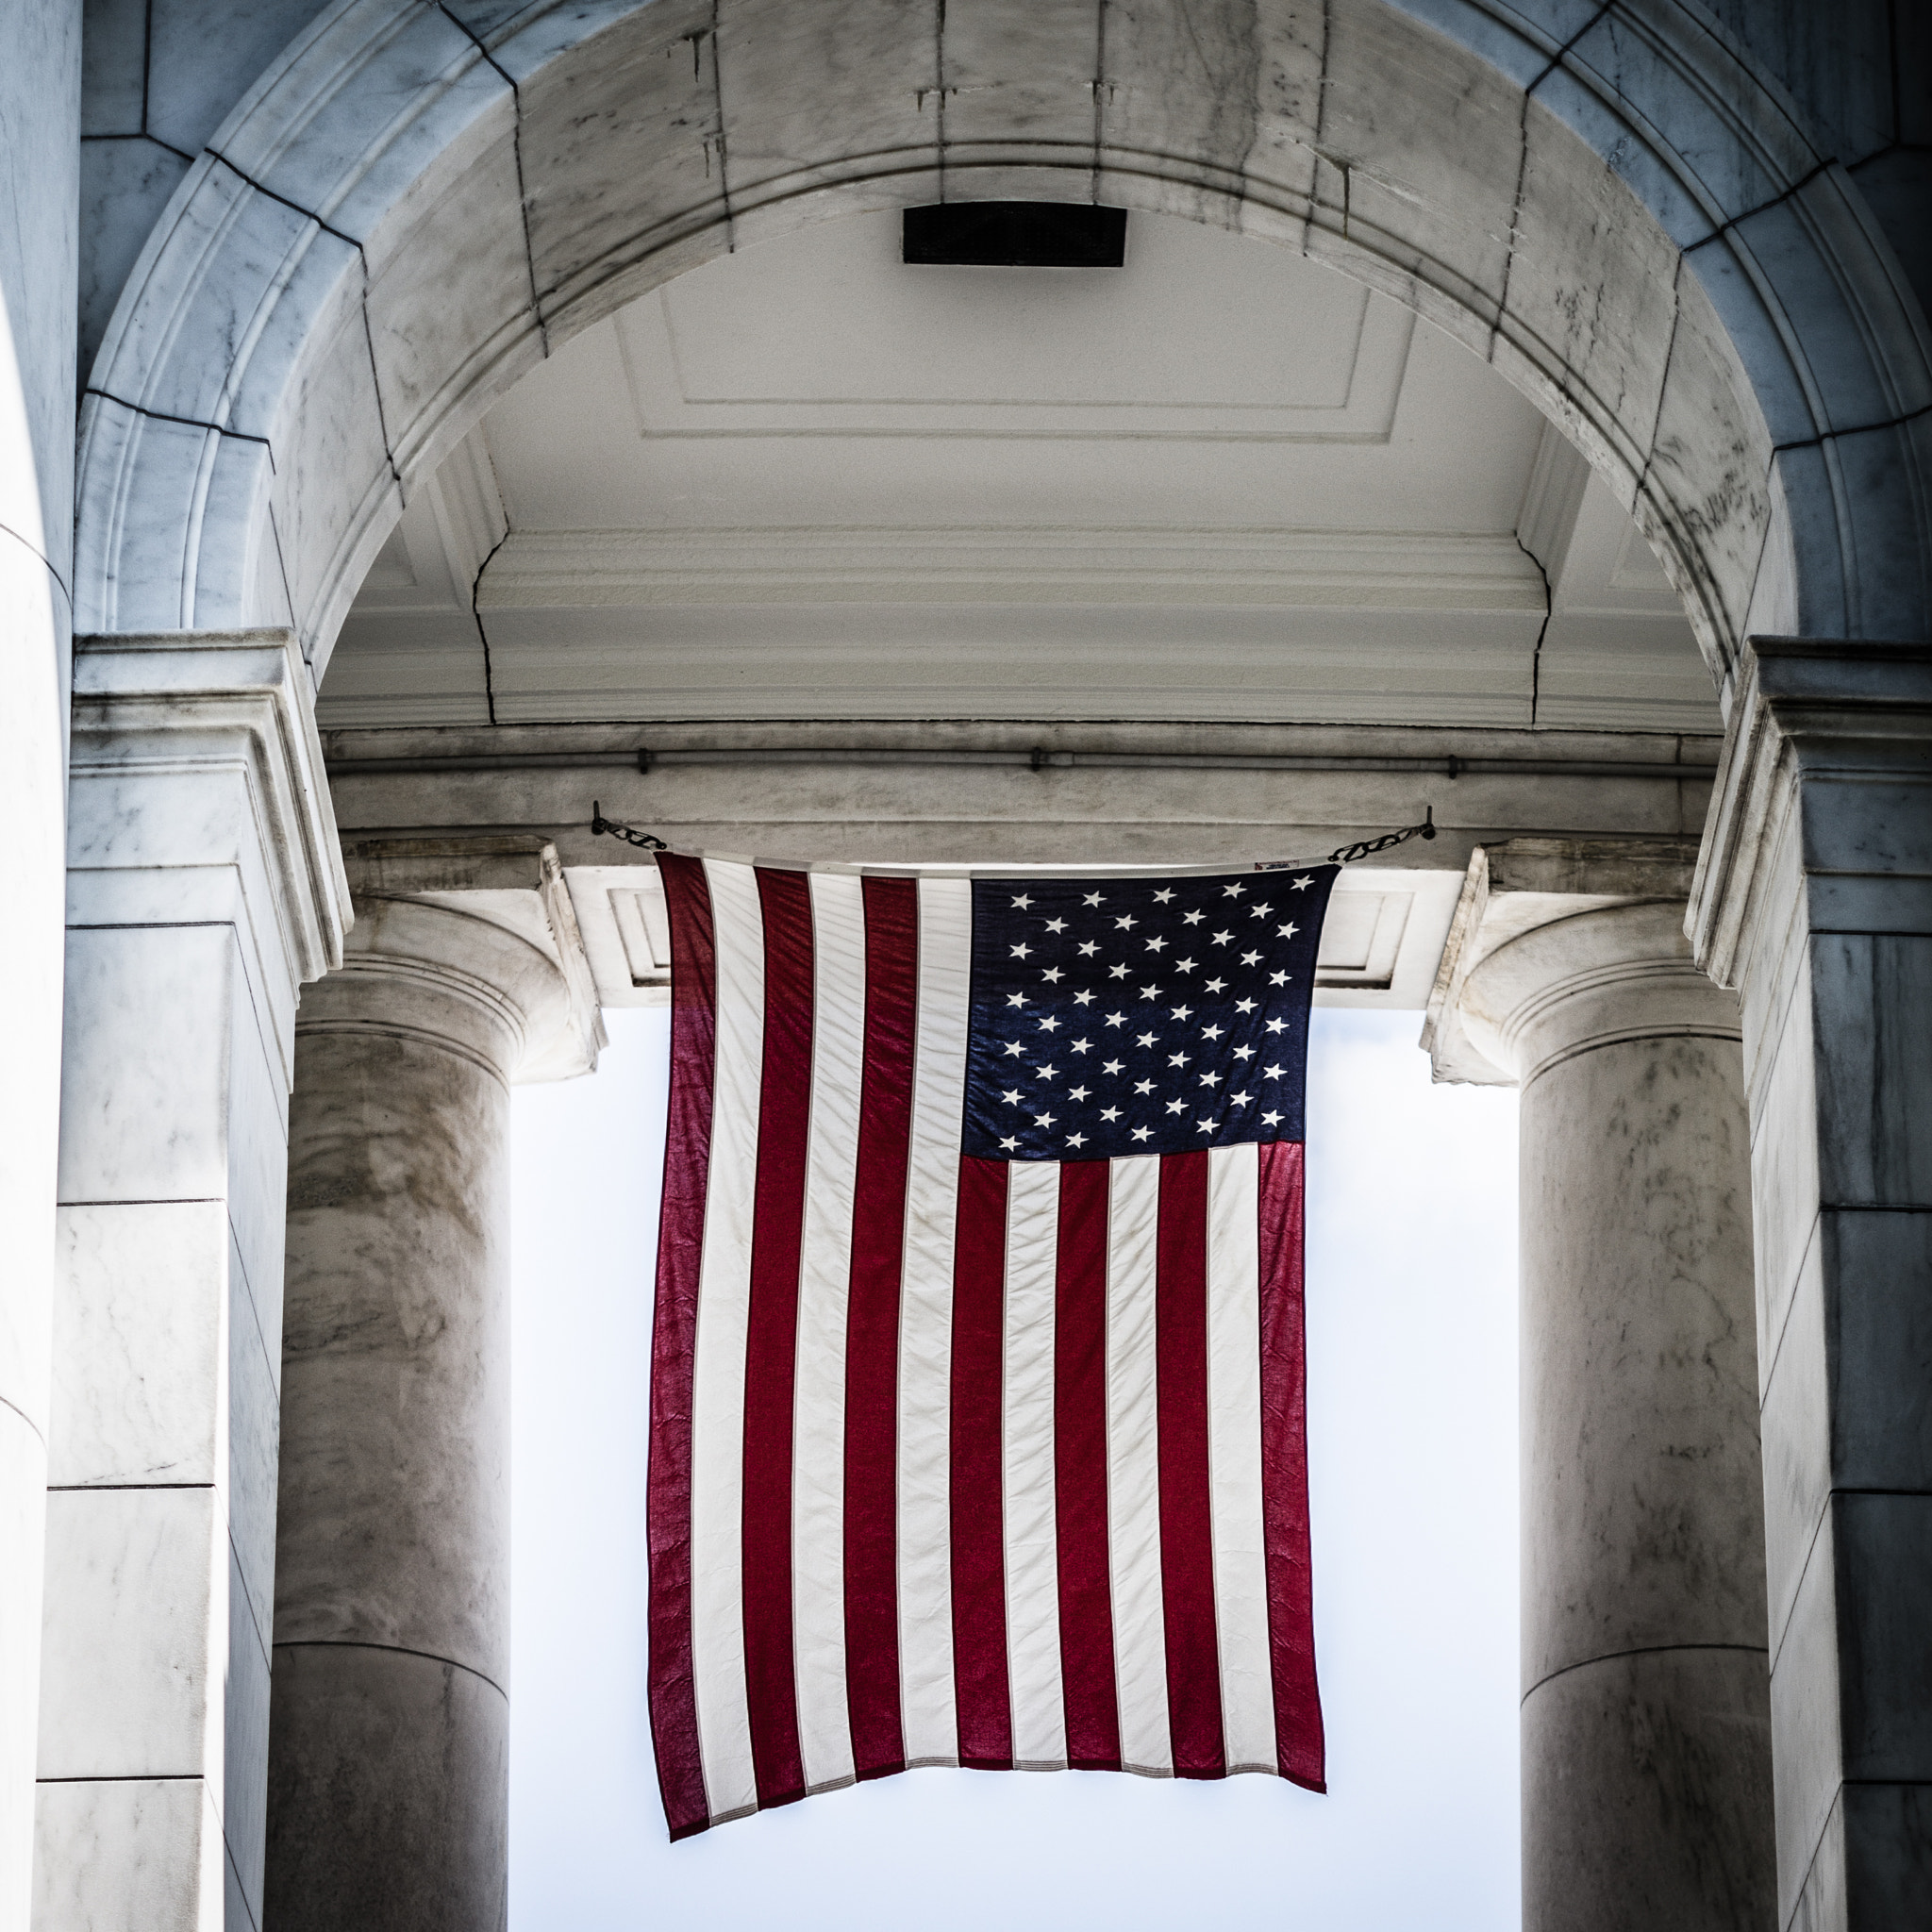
top-left (675, 1759), bottom-right (1327, 1836)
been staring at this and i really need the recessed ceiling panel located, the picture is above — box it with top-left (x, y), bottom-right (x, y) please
top-left (618, 209), bottom-right (1412, 440)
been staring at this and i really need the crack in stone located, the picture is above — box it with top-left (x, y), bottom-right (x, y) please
top-left (358, 283), bottom-right (405, 494)
top-left (208, 147), bottom-right (406, 513)
top-left (1307, 0), bottom-right (1333, 255)
top-left (708, 1), bottom-right (736, 250)
top-left (1091, 0), bottom-right (1108, 205)
top-left (437, 3), bottom-right (550, 356)
top-left (207, 147), bottom-right (365, 253)
top-left (1773, 398), bottom-right (1932, 454)
top-left (1769, 399), bottom-right (1932, 456)
top-left (934, 0), bottom-right (948, 201)
top-left (1683, 158), bottom-right (1834, 255)
top-left (1847, 141), bottom-right (1932, 175)
top-left (80, 129), bottom-right (195, 165)
top-left (1636, 250), bottom-right (1684, 508)
top-left (1514, 530), bottom-right (1555, 727)
top-left (472, 525), bottom-right (510, 726)
top-left (265, 496), bottom-right (298, 644)
top-left (1491, 3), bottom-right (1615, 368)
top-left (84, 385), bottom-right (275, 464)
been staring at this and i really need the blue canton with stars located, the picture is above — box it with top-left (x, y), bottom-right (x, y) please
top-left (960, 867), bottom-right (1340, 1162)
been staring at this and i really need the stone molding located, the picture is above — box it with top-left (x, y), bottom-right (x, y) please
top-left (1688, 635), bottom-right (1932, 991)
top-left (305, 837), bottom-right (605, 1084)
top-left (68, 628), bottom-right (351, 1082)
top-left (1462, 902), bottom-right (1740, 1091)
top-left (1423, 836), bottom-right (1726, 1086)
top-left (466, 525), bottom-right (1549, 613)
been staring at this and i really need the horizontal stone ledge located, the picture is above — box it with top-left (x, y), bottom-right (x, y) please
top-left (325, 745), bottom-right (1718, 781)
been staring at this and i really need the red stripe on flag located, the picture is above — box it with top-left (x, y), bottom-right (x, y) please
top-left (950, 1155), bottom-right (1013, 1769)
top-left (648, 854), bottom-right (717, 1839)
top-left (1258, 1140), bottom-right (1325, 1791)
top-left (1055, 1160), bottom-right (1122, 1771)
top-left (843, 875), bottom-right (918, 1779)
top-left (1156, 1150), bottom-right (1226, 1779)
top-left (741, 867), bottom-right (813, 1809)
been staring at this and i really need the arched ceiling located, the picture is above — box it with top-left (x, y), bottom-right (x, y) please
top-left (324, 209), bottom-right (1715, 737)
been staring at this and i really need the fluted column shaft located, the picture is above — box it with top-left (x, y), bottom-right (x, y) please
top-left (267, 879), bottom-right (593, 1932)
top-left (1457, 899), bottom-right (1774, 1931)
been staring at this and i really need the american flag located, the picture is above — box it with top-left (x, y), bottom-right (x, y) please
top-left (648, 854), bottom-right (1337, 1837)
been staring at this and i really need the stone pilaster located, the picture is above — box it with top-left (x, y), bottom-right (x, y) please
top-left (38, 632), bottom-right (348, 1931)
top-left (265, 840), bottom-right (599, 1932)
top-left (1428, 839), bottom-right (1774, 1932)
top-left (0, 8), bottom-right (80, 1924)
top-left (1689, 638), bottom-right (1932, 1929)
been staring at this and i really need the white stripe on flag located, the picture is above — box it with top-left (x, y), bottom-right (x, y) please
top-left (791, 873), bottom-right (865, 1792)
top-left (1002, 1159), bottom-right (1065, 1770)
top-left (1105, 1154), bottom-right (1172, 1775)
top-left (691, 859), bottom-right (764, 1821)
top-left (1207, 1141), bottom-right (1276, 1774)
top-left (897, 875), bottom-right (972, 1764)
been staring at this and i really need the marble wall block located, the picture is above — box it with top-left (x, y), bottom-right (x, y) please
top-left (1689, 637), bottom-right (1932, 1928)
top-left (41, 632), bottom-right (345, 1932)
top-left (33, 1778), bottom-right (225, 1932)
top-left (1, 5), bottom-right (79, 1925)
top-left (713, 0), bottom-right (933, 222)
top-left (0, 534), bottom-right (68, 1932)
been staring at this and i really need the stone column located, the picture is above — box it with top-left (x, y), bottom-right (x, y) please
top-left (1428, 840), bottom-right (1774, 1932)
top-left (0, 9), bottom-right (79, 1925)
top-left (266, 840), bottom-right (600, 1932)
top-left (38, 632), bottom-right (348, 1932)
top-left (1690, 638), bottom-right (1932, 1928)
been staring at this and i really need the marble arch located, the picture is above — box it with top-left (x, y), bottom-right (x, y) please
top-left (75, 0), bottom-right (1932, 696)
top-left (17, 3), bottom-right (1932, 1929)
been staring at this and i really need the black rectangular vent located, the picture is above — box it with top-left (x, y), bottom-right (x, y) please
top-left (902, 202), bottom-right (1127, 267)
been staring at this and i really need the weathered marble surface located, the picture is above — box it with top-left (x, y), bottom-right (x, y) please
top-left (66, 0), bottom-right (1932, 694)
top-left (39, 632), bottom-right (346, 1932)
top-left (268, 850), bottom-right (595, 1932)
top-left (1436, 855), bottom-right (1774, 1931)
top-left (0, 536), bottom-right (67, 1932)
top-left (0, 4), bottom-right (78, 1922)
top-left (1689, 638), bottom-right (1932, 1928)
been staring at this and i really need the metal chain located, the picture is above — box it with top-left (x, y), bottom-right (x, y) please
top-left (590, 801), bottom-right (669, 851)
top-left (1326, 805), bottom-right (1436, 866)
top-left (591, 801), bottom-right (1436, 866)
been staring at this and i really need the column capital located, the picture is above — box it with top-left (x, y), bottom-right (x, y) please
top-left (308, 836), bottom-right (605, 1084)
top-left (1424, 837), bottom-right (1729, 1087)
top-left (69, 629), bottom-right (353, 1085)
top-left (1690, 636), bottom-right (1932, 990)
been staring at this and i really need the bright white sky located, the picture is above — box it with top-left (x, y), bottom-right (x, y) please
top-left (509, 1006), bottom-right (1520, 1930)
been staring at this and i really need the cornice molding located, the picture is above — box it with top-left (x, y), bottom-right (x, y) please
top-left (467, 527), bottom-right (1548, 615)
top-left (1688, 637), bottom-right (1932, 989)
top-left (69, 627), bottom-right (351, 990)
top-left (1424, 837), bottom-right (1714, 1085)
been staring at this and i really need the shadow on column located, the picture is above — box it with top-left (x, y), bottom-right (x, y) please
top-left (265, 844), bottom-right (601, 1932)
top-left (1427, 841), bottom-right (1776, 1931)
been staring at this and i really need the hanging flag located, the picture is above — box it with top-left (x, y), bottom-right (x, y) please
top-left (647, 856), bottom-right (1338, 1837)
